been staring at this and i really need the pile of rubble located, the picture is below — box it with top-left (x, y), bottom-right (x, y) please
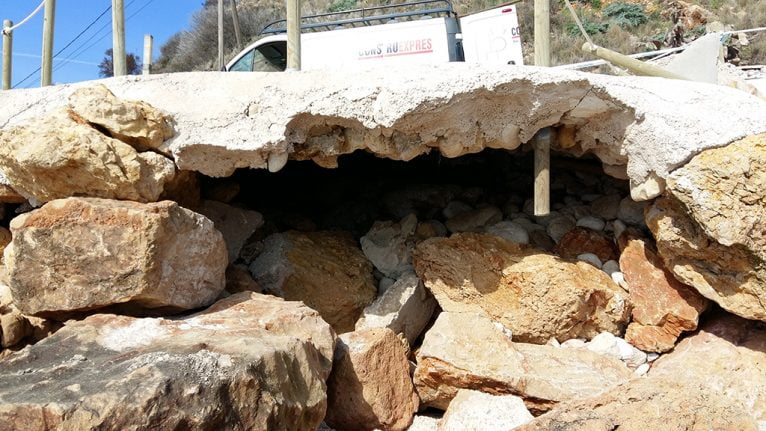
top-left (0, 66), bottom-right (765, 430)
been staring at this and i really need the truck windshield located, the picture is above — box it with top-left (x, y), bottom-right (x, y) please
top-left (229, 41), bottom-right (287, 72)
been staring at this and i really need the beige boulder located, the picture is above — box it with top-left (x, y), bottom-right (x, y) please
top-left (250, 231), bottom-right (376, 333)
top-left (649, 314), bottom-right (766, 421)
top-left (5, 197), bottom-right (227, 317)
top-left (439, 390), bottom-right (533, 431)
top-left (414, 312), bottom-right (632, 413)
top-left (67, 84), bottom-right (174, 153)
top-left (650, 134), bottom-right (766, 321)
top-left (0, 292), bottom-right (336, 431)
top-left (326, 328), bottom-right (419, 431)
top-left (517, 377), bottom-right (758, 431)
top-left (0, 110), bottom-right (175, 204)
top-left (620, 237), bottom-right (708, 352)
top-left (413, 233), bottom-right (629, 343)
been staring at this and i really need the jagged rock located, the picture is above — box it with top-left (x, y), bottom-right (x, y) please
top-left (4, 197), bottom-right (227, 317)
top-left (225, 264), bottom-right (262, 294)
top-left (326, 328), bottom-right (418, 431)
top-left (67, 84), bottom-right (174, 153)
top-left (408, 414), bottom-right (440, 431)
top-left (413, 233), bottom-right (629, 343)
top-left (554, 227), bottom-right (618, 262)
top-left (2, 67), bottom-right (766, 201)
top-left (250, 231), bottom-right (376, 333)
top-left (0, 110), bottom-right (175, 204)
top-left (355, 272), bottom-right (436, 345)
top-left (483, 220), bottom-right (529, 244)
top-left (360, 214), bottom-right (418, 279)
top-left (414, 312), bottom-right (632, 413)
top-left (516, 377), bottom-right (758, 431)
top-left (649, 314), bottom-right (766, 421)
top-left (444, 206), bottom-right (502, 233)
top-left (439, 390), bottom-right (533, 431)
top-left (0, 292), bottom-right (336, 431)
top-left (650, 134), bottom-right (766, 321)
top-left (195, 200), bottom-right (263, 262)
top-left (620, 237), bottom-right (708, 352)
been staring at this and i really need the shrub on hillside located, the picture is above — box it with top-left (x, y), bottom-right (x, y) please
top-left (603, 2), bottom-right (649, 27)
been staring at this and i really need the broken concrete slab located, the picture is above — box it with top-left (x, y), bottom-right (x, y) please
top-left (2, 65), bottom-right (766, 200)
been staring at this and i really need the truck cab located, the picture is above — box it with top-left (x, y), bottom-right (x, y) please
top-left (225, 0), bottom-right (523, 72)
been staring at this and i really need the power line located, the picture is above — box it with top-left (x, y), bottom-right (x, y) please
top-left (13, 3), bottom-right (112, 88)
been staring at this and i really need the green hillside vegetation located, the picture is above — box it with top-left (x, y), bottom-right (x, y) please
top-left (154, 0), bottom-right (765, 73)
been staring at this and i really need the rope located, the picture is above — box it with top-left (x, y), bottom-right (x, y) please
top-left (563, 0), bottom-right (594, 46)
top-left (2, 1), bottom-right (45, 35)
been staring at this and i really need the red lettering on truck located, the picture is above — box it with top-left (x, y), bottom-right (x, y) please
top-left (359, 38), bottom-right (433, 59)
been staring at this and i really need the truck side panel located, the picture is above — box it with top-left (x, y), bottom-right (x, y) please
top-left (301, 18), bottom-right (454, 69)
top-left (460, 5), bottom-right (524, 65)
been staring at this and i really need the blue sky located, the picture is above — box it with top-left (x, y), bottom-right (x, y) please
top-left (0, 1), bottom-right (203, 88)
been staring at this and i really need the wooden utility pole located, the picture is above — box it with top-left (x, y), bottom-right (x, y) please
top-left (231, 0), bottom-right (243, 50)
top-left (142, 34), bottom-right (153, 75)
top-left (41, 0), bottom-right (55, 86)
top-left (2, 20), bottom-right (11, 90)
top-left (286, 0), bottom-right (301, 70)
top-left (533, 128), bottom-right (551, 216)
top-left (112, 0), bottom-right (126, 76)
top-left (534, 0), bottom-right (550, 66)
top-left (218, 0), bottom-right (224, 70)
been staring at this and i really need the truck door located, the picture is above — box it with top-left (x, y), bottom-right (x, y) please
top-left (459, 4), bottom-right (524, 65)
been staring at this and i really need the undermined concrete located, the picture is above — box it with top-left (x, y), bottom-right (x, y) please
top-left (2, 65), bottom-right (766, 200)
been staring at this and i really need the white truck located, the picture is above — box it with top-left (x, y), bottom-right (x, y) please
top-left (225, 0), bottom-right (524, 72)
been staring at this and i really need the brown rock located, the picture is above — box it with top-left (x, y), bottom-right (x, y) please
top-left (68, 84), bottom-right (174, 153)
top-left (554, 227), bottom-right (618, 262)
top-left (651, 134), bottom-right (766, 321)
top-left (0, 185), bottom-right (26, 204)
top-left (413, 233), bottom-right (629, 343)
top-left (250, 231), bottom-right (376, 333)
top-left (0, 110), bottom-right (175, 204)
top-left (649, 314), bottom-right (766, 421)
top-left (326, 328), bottom-right (418, 431)
top-left (0, 292), bottom-right (336, 431)
top-left (414, 312), bottom-right (632, 414)
top-left (195, 200), bottom-right (264, 262)
top-left (5, 197), bottom-right (227, 318)
top-left (0, 312), bottom-right (31, 348)
top-left (225, 264), bottom-right (262, 294)
top-left (620, 238), bottom-right (708, 352)
top-left (159, 170), bottom-right (201, 208)
top-left (0, 227), bottom-right (10, 263)
top-left (517, 377), bottom-right (758, 431)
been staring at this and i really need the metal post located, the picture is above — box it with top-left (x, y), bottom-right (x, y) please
top-left (41, 0), bottom-right (55, 86)
top-left (534, 0), bottom-right (550, 66)
top-left (231, 0), bottom-right (243, 50)
top-left (218, 0), bottom-right (224, 70)
top-left (2, 20), bottom-right (12, 90)
top-left (142, 34), bottom-right (153, 75)
top-left (286, 0), bottom-right (301, 70)
top-left (533, 128), bottom-right (551, 216)
top-left (112, 0), bottom-right (126, 76)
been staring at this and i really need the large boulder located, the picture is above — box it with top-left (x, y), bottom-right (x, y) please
top-left (355, 272), bottom-right (436, 346)
top-left (649, 134), bottom-right (766, 321)
top-left (439, 390), bottom-right (533, 431)
top-left (325, 328), bottom-right (419, 431)
top-left (0, 292), bottom-right (336, 431)
top-left (620, 237), bottom-right (708, 352)
top-left (4, 198), bottom-right (227, 317)
top-left (413, 312), bottom-right (632, 413)
top-left (67, 84), bottom-right (174, 153)
top-left (516, 377), bottom-right (758, 431)
top-left (413, 233), bottom-right (629, 343)
top-left (649, 314), bottom-right (766, 421)
top-left (0, 107), bottom-right (175, 205)
top-left (250, 231), bottom-right (376, 333)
